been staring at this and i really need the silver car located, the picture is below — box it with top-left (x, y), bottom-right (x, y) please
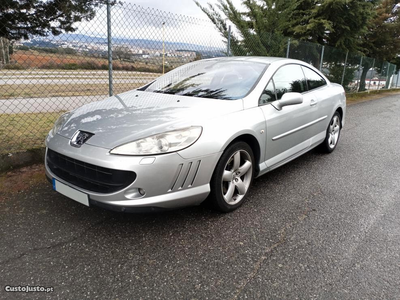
top-left (45, 57), bottom-right (346, 212)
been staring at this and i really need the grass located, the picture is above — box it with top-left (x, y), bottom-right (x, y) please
top-left (346, 88), bottom-right (400, 105)
top-left (0, 112), bottom-right (62, 154)
top-left (0, 82), bottom-right (145, 99)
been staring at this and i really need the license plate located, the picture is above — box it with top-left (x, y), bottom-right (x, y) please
top-left (52, 178), bottom-right (89, 207)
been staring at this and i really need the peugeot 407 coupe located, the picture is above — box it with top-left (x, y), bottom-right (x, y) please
top-left (45, 57), bottom-right (346, 212)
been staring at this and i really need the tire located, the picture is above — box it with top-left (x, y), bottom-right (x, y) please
top-left (209, 141), bottom-right (255, 212)
top-left (319, 111), bottom-right (342, 153)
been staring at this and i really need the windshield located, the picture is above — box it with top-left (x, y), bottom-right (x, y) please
top-left (144, 60), bottom-right (268, 100)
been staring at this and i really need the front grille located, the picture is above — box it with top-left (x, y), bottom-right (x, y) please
top-left (46, 149), bottom-right (136, 193)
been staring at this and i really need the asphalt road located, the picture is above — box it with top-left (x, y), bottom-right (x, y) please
top-left (1, 95), bottom-right (400, 299)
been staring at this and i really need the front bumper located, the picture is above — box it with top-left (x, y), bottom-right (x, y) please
top-left (45, 134), bottom-right (221, 211)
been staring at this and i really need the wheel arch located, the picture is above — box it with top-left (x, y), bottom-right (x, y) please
top-left (336, 107), bottom-right (344, 126)
top-left (222, 134), bottom-right (262, 176)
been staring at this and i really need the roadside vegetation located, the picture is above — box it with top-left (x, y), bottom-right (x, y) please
top-left (5, 49), bottom-right (173, 73)
top-left (346, 88), bottom-right (400, 104)
top-left (0, 112), bottom-right (61, 154)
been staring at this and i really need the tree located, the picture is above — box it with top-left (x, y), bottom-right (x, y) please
top-left (194, 0), bottom-right (290, 56)
top-left (0, 0), bottom-right (116, 41)
top-left (285, 0), bottom-right (377, 52)
top-left (196, 0), bottom-right (378, 56)
top-left (358, 0), bottom-right (400, 91)
top-left (0, 37), bottom-right (10, 64)
top-left (113, 45), bottom-right (132, 61)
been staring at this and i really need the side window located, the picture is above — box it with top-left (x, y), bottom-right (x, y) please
top-left (273, 65), bottom-right (307, 100)
top-left (302, 67), bottom-right (327, 90)
top-left (259, 79), bottom-right (276, 105)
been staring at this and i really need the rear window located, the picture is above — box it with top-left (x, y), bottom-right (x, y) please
top-left (144, 60), bottom-right (268, 100)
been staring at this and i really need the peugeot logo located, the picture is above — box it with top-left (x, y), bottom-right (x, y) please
top-left (70, 130), bottom-right (94, 148)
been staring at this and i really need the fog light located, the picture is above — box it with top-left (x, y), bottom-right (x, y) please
top-left (124, 188), bottom-right (146, 199)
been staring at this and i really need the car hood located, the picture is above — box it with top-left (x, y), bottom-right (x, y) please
top-left (57, 90), bottom-right (244, 149)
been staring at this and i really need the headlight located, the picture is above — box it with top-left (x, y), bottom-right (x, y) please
top-left (110, 127), bottom-right (202, 155)
top-left (50, 112), bottom-right (70, 136)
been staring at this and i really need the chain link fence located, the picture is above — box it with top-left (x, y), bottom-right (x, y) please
top-left (229, 29), bottom-right (398, 93)
top-left (0, 2), bottom-right (398, 154)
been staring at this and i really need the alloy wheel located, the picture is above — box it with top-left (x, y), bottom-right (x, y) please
top-left (221, 150), bottom-right (253, 205)
top-left (328, 115), bottom-right (340, 149)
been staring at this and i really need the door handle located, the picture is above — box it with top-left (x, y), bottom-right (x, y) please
top-left (310, 99), bottom-right (317, 107)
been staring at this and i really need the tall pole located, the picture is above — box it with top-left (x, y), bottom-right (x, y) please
top-left (368, 59), bottom-right (375, 90)
top-left (227, 25), bottom-right (231, 57)
top-left (385, 62), bottom-right (390, 89)
top-left (286, 38), bottom-right (291, 58)
top-left (341, 51), bottom-right (349, 86)
top-left (319, 46), bottom-right (325, 71)
top-left (357, 56), bottom-right (363, 92)
top-left (162, 22), bottom-right (165, 74)
top-left (106, 0), bottom-right (113, 96)
top-left (0, 38), bottom-right (4, 65)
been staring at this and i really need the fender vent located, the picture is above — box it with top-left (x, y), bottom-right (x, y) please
top-left (168, 160), bottom-right (201, 192)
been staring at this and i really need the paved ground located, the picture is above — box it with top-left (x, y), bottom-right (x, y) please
top-left (1, 95), bottom-right (400, 299)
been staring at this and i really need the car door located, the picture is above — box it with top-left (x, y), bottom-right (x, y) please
top-left (301, 66), bottom-right (331, 140)
top-left (259, 64), bottom-right (316, 170)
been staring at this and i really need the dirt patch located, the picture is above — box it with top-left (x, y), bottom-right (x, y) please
top-left (0, 164), bottom-right (46, 199)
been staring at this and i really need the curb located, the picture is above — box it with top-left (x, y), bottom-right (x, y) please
top-left (0, 148), bottom-right (45, 174)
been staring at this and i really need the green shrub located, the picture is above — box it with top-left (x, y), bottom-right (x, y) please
top-left (4, 64), bottom-right (25, 70)
top-left (62, 63), bottom-right (79, 70)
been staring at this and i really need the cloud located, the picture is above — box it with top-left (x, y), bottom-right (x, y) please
top-left (74, 0), bottom-right (245, 49)
top-left (75, 0), bottom-right (228, 47)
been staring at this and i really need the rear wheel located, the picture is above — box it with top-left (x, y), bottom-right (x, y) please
top-left (320, 111), bottom-right (341, 153)
top-left (209, 142), bottom-right (254, 212)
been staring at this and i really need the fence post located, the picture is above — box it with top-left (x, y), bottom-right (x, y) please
top-left (286, 38), bottom-right (290, 58)
top-left (319, 46), bottom-right (325, 71)
top-left (368, 59), bottom-right (375, 90)
top-left (107, 0), bottom-right (113, 96)
top-left (341, 51), bottom-right (349, 86)
top-left (357, 56), bottom-right (363, 92)
top-left (162, 22), bottom-right (165, 74)
top-left (396, 67), bottom-right (400, 88)
top-left (227, 25), bottom-right (231, 57)
top-left (385, 62), bottom-right (390, 89)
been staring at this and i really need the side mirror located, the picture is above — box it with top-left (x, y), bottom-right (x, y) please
top-left (272, 92), bottom-right (303, 111)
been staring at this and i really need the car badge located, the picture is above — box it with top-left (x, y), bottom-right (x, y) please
top-left (70, 130), bottom-right (94, 148)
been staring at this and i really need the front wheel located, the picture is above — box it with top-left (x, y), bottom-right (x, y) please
top-left (320, 111), bottom-right (342, 153)
top-left (209, 141), bottom-right (255, 212)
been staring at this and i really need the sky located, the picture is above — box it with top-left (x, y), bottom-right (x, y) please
top-left (75, 0), bottom-right (244, 48)
top-left (125, 0), bottom-right (243, 20)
